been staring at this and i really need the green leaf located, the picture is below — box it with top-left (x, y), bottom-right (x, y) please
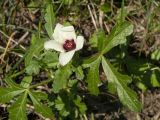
top-left (151, 49), bottom-right (160, 60)
top-left (42, 51), bottom-right (58, 67)
top-left (102, 22), bottom-right (133, 54)
top-left (25, 34), bottom-right (44, 66)
top-left (82, 53), bottom-right (100, 68)
top-left (31, 91), bottom-right (48, 101)
top-left (72, 66), bottom-right (84, 80)
top-left (86, 57), bottom-right (101, 95)
top-left (25, 60), bottom-right (40, 75)
top-left (151, 69), bottom-right (160, 87)
top-left (44, 3), bottom-right (55, 38)
top-left (126, 56), bottom-right (160, 89)
top-left (75, 66), bottom-right (84, 80)
top-left (8, 92), bottom-right (28, 120)
top-left (21, 76), bottom-right (32, 88)
top-left (63, 0), bottom-right (73, 5)
top-left (100, 3), bottom-right (111, 13)
top-left (52, 65), bottom-right (72, 93)
top-left (29, 91), bottom-right (54, 119)
top-left (74, 96), bottom-right (87, 114)
top-left (97, 30), bottom-right (106, 51)
top-left (102, 56), bottom-right (141, 112)
top-left (55, 96), bottom-right (70, 117)
top-left (89, 30), bottom-right (106, 51)
top-left (68, 79), bottom-right (78, 87)
top-left (126, 56), bottom-right (151, 75)
top-left (0, 88), bottom-right (25, 103)
top-left (5, 77), bottom-right (23, 89)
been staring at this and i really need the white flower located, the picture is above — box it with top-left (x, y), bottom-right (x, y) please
top-left (44, 23), bottom-right (84, 66)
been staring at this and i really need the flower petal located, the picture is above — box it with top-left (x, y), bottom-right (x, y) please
top-left (52, 23), bottom-right (64, 43)
top-left (53, 24), bottom-right (76, 44)
top-left (59, 50), bottom-right (75, 66)
top-left (44, 40), bottom-right (65, 52)
top-left (75, 36), bottom-right (84, 50)
top-left (61, 26), bottom-right (76, 41)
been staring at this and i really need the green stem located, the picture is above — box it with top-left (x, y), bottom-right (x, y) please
top-left (29, 79), bottom-right (53, 89)
top-left (10, 69), bottom-right (25, 78)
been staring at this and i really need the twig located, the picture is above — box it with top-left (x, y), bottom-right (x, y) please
top-left (0, 30), bottom-right (26, 50)
top-left (99, 0), bottom-right (105, 29)
top-left (0, 45), bottom-right (23, 57)
top-left (11, 31), bottom-right (29, 49)
top-left (29, 79), bottom-right (53, 89)
top-left (87, 4), bottom-right (98, 31)
top-left (104, 22), bottom-right (110, 33)
top-left (90, 0), bottom-right (99, 27)
top-left (0, 31), bottom-right (17, 63)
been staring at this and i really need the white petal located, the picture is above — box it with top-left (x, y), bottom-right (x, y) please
top-left (75, 36), bottom-right (84, 50)
top-left (53, 24), bottom-right (76, 44)
top-left (61, 26), bottom-right (76, 41)
top-left (61, 26), bottom-right (74, 32)
top-left (44, 40), bottom-right (65, 52)
top-left (59, 50), bottom-right (75, 66)
top-left (52, 23), bottom-right (64, 43)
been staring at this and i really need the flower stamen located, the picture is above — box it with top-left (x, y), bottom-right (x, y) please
top-left (63, 39), bottom-right (76, 51)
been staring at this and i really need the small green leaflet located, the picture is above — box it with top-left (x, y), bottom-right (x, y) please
top-left (63, 0), bottom-right (73, 5)
top-left (29, 91), bottom-right (55, 119)
top-left (55, 96), bottom-right (70, 117)
top-left (52, 65), bottom-right (72, 93)
top-left (74, 96), bottom-right (87, 114)
top-left (89, 30), bottom-right (106, 51)
top-left (86, 56), bottom-right (101, 95)
top-left (20, 76), bottom-right (32, 88)
top-left (151, 70), bottom-right (160, 87)
top-left (44, 3), bottom-right (55, 38)
top-left (151, 49), bottom-right (160, 60)
top-left (75, 66), bottom-right (84, 80)
top-left (102, 56), bottom-right (142, 112)
top-left (42, 51), bottom-right (58, 67)
top-left (8, 92), bottom-right (28, 120)
top-left (25, 34), bottom-right (44, 67)
top-left (102, 22), bottom-right (133, 54)
top-left (0, 87), bottom-right (25, 103)
top-left (25, 60), bottom-right (40, 75)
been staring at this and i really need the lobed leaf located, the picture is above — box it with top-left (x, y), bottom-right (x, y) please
top-left (55, 96), bottom-right (70, 117)
top-left (25, 60), bottom-right (40, 75)
top-left (82, 53), bottom-right (101, 68)
top-left (8, 92), bottom-right (28, 120)
top-left (25, 34), bottom-right (44, 67)
top-left (42, 51), bottom-right (58, 67)
top-left (29, 91), bottom-right (54, 119)
top-left (86, 57), bottom-right (101, 95)
top-left (102, 22), bottom-right (133, 54)
top-left (102, 56), bottom-right (142, 112)
top-left (89, 30), bottom-right (106, 51)
top-left (0, 87), bottom-right (25, 103)
top-left (44, 3), bottom-right (55, 38)
top-left (74, 96), bottom-right (87, 114)
top-left (52, 65), bottom-right (72, 93)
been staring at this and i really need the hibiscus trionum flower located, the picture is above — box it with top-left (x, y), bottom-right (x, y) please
top-left (44, 23), bottom-right (84, 66)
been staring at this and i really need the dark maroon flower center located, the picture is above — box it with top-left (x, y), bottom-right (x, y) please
top-left (63, 39), bottom-right (76, 51)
